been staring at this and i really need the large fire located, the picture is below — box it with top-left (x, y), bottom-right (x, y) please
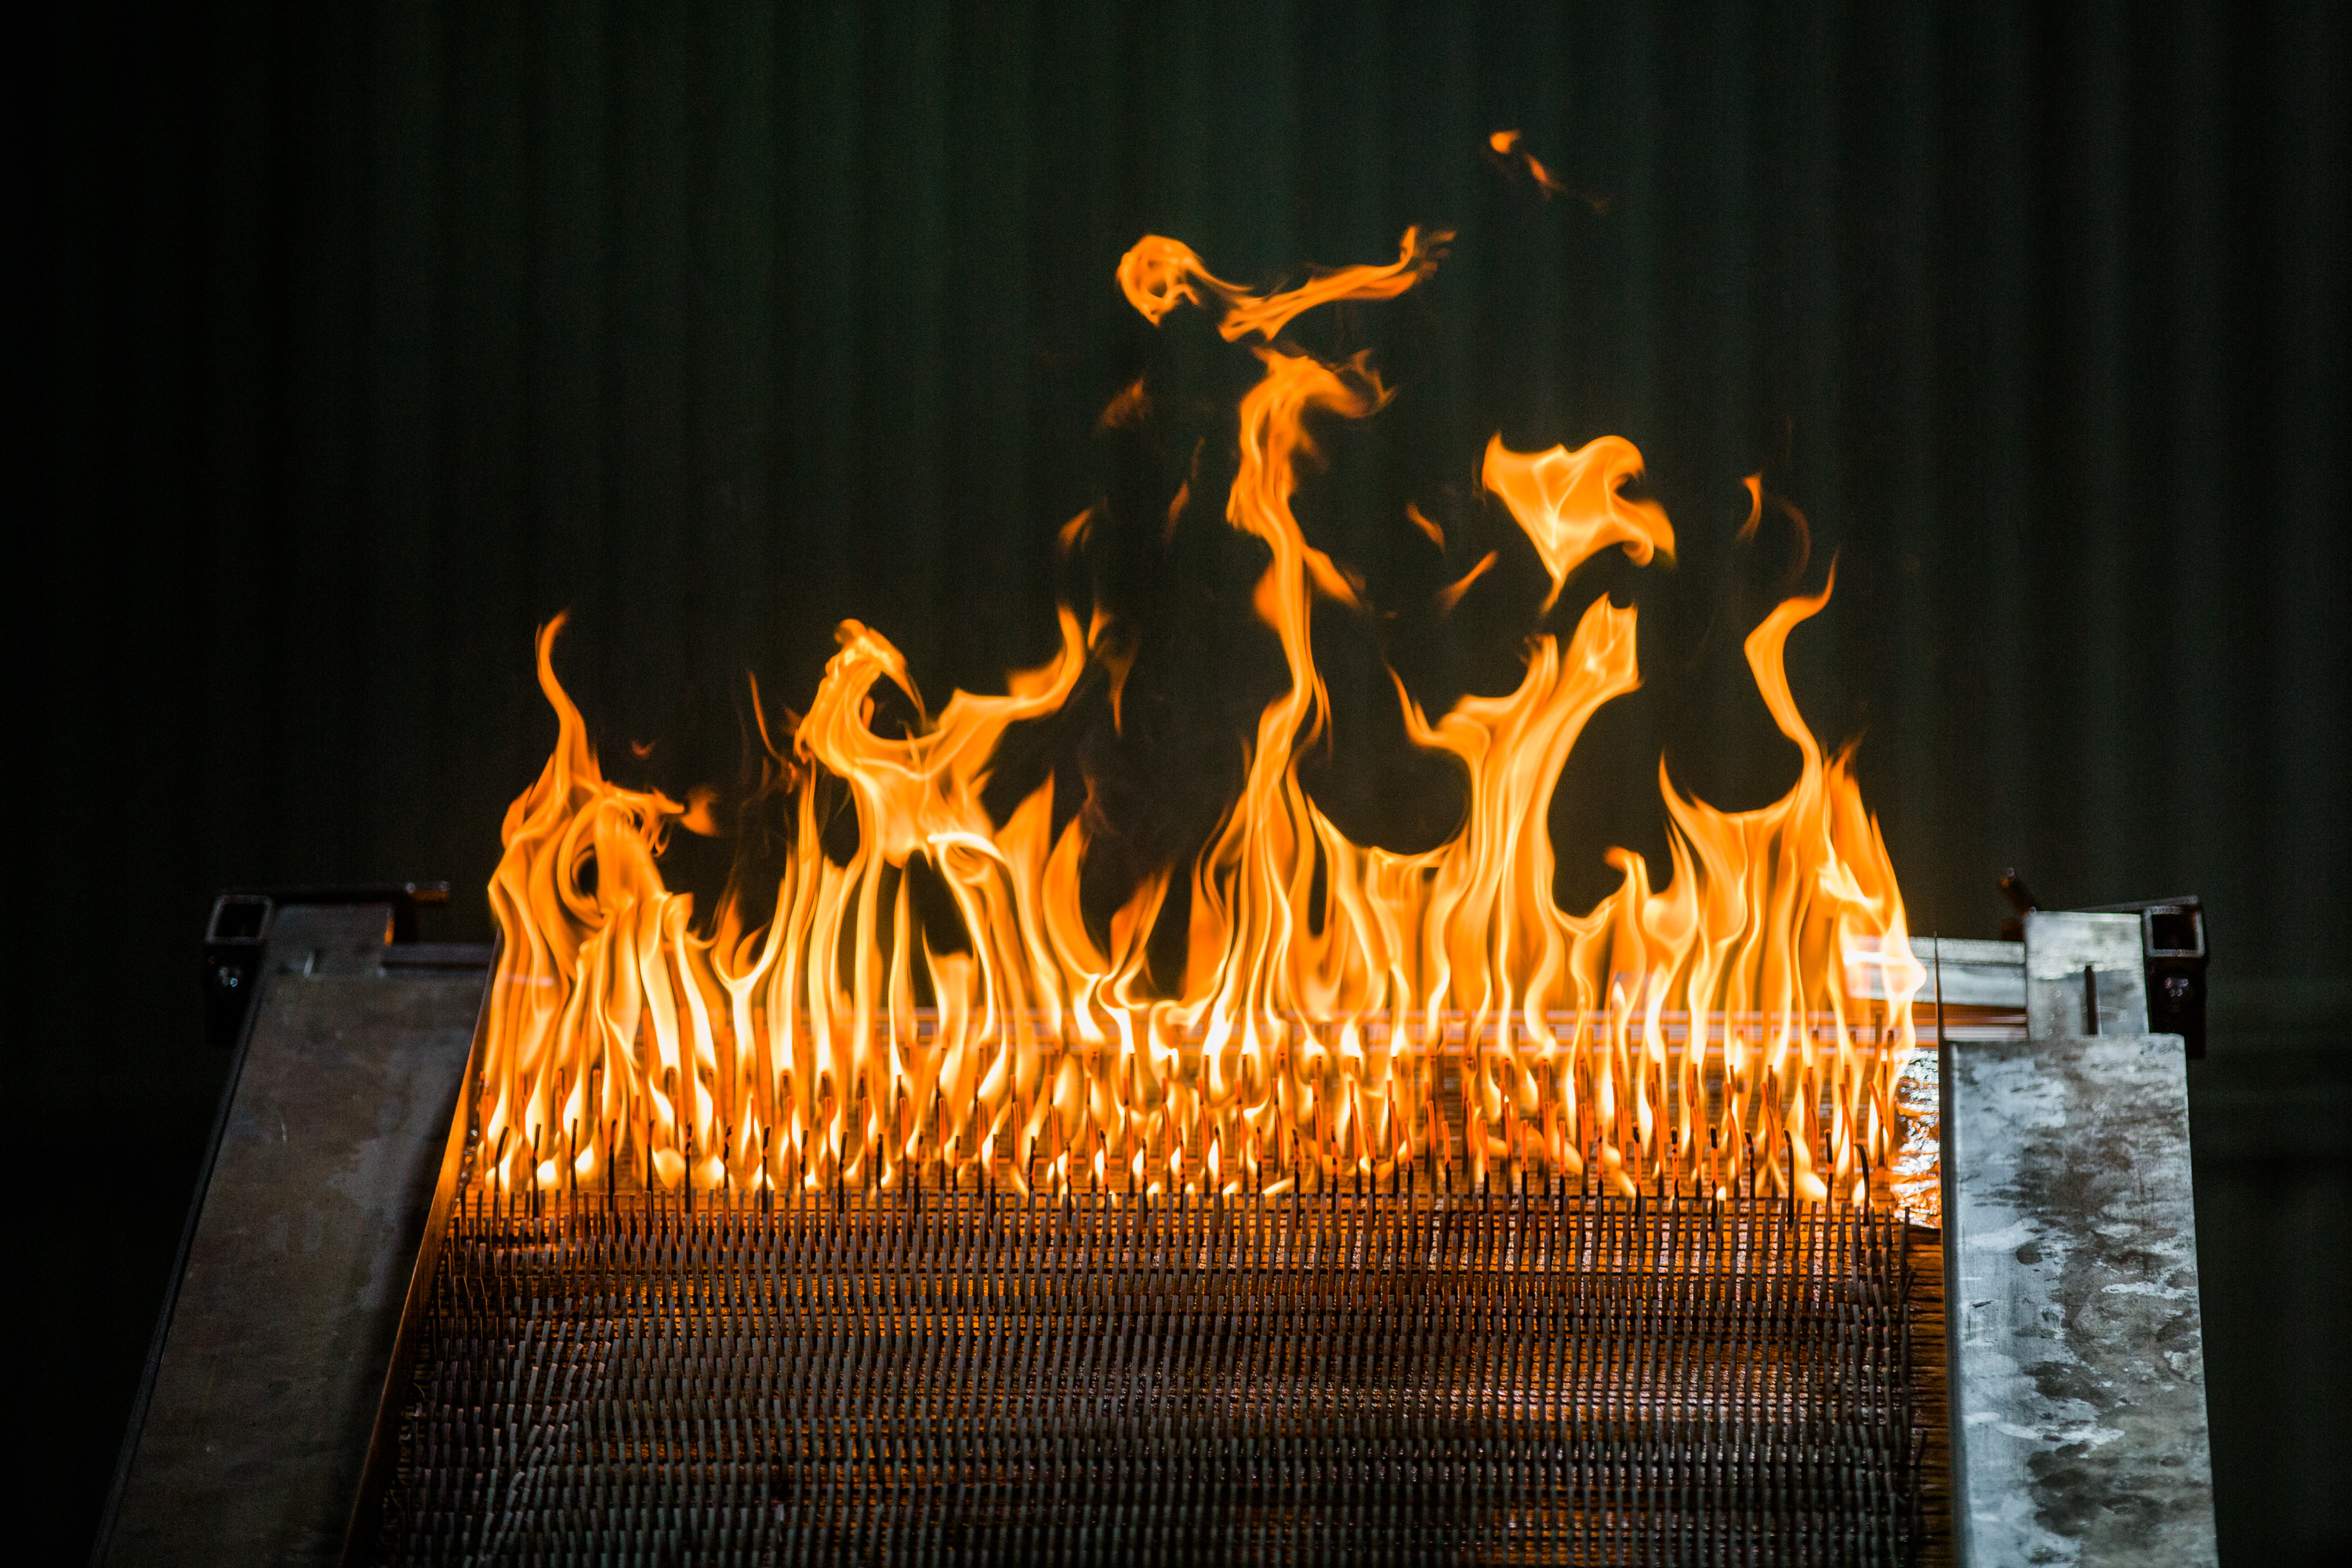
top-left (475, 229), bottom-right (1924, 1210)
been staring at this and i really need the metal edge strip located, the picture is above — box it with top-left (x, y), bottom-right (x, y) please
top-left (89, 931), bottom-right (280, 1568)
top-left (338, 935), bottom-right (499, 1566)
top-left (1936, 941), bottom-right (1969, 1568)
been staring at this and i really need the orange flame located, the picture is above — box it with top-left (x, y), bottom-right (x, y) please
top-left (474, 231), bottom-right (1922, 1209)
top-left (1487, 129), bottom-right (1610, 213)
top-left (1488, 129), bottom-right (1568, 196)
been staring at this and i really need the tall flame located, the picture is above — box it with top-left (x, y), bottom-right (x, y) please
top-left (474, 231), bottom-right (1922, 1208)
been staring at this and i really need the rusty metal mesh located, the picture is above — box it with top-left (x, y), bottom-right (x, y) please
top-left (371, 1181), bottom-right (1943, 1565)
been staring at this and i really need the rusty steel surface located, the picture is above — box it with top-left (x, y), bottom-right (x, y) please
top-left (99, 904), bottom-right (488, 1568)
top-left (363, 1182), bottom-right (1945, 1566)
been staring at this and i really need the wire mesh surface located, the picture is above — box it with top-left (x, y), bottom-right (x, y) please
top-left (371, 1180), bottom-right (1943, 1566)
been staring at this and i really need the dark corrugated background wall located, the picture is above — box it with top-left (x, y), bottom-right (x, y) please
top-left (25, 2), bottom-right (2347, 1559)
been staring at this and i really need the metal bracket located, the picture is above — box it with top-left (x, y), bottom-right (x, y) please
top-left (1998, 874), bottom-right (2209, 1058)
top-left (2083, 896), bottom-right (2209, 1058)
top-left (2024, 910), bottom-right (2149, 1037)
top-left (201, 883), bottom-right (453, 1049)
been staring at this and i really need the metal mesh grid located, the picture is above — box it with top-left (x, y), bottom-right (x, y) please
top-left (371, 1181), bottom-right (1942, 1565)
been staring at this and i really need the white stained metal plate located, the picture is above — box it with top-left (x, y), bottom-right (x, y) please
top-left (2024, 911), bottom-right (2149, 1036)
top-left (1947, 1032), bottom-right (2216, 1566)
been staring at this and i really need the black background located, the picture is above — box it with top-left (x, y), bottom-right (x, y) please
top-left (21, 2), bottom-right (2348, 1560)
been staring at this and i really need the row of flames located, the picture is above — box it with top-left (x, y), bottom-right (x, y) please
top-left (473, 230), bottom-right (1926, 1208)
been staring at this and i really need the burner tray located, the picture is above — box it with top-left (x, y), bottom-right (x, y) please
top-left (367, 1184), bottom-right (1944, 1566)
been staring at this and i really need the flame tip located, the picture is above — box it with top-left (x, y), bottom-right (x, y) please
top-left (478, 231), bottom-right (1915, 1210)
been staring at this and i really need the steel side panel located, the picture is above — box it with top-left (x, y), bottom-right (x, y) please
top-left (102, 934), bottom-right (485, 1567)
top-left (1949, 1033), bottom-right (2216, 1566)
top-left (339, 939), bottom-right (493, 1563)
